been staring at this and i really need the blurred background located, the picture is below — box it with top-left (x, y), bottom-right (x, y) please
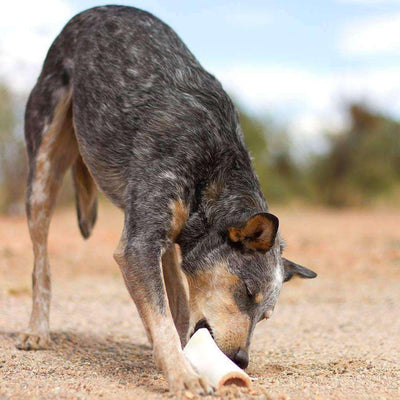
top-left (1, 0), bottom-right (400, 213)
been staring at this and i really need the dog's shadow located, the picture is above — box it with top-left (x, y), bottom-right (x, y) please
top-left (0, 330), bottom-right (168, 394)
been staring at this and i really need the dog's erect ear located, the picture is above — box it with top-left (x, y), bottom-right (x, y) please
top-left (282, 258), bottom-right (317, 282)
top-left (229, 213), bottom-right (279, 252)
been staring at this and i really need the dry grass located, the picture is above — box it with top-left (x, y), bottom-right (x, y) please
top-left (1, 203), bottom-right (399, 399)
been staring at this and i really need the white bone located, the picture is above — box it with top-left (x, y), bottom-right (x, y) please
top-left (183, 328), bottom-right (251, 389)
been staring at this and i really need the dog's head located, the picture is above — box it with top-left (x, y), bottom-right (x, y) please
top-left (183, 212), bottom-right (316, 369)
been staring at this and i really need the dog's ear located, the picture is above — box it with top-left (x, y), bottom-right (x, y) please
top-left (229, 212), bottom-right (279, 252)
top-left (282, 258), bottom-right (317, 282)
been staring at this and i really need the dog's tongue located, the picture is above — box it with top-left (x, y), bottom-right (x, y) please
top-left (183, 328), bottom-right (251, 389)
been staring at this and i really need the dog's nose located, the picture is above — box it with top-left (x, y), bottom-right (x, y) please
top-left (233, 349), bottom-right (249, 369)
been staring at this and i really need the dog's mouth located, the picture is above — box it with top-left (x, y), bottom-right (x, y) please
top-left (191, 318), bottom-right (214, 339)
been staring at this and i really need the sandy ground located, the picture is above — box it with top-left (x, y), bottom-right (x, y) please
top-left (0, 203), bottom-right (399, 399)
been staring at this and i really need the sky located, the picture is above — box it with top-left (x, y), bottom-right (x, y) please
top-left (1, 0), bottom-right (400, 148)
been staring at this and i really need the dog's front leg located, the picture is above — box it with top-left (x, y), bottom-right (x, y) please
top-left (114, 224), bottom-right (213, 395)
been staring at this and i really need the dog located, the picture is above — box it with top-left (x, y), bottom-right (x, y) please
top-left (17, 5), bottom-right (317, 395)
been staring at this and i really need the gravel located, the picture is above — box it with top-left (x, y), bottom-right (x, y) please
top-left (1, 204), bottom-right (399, 399)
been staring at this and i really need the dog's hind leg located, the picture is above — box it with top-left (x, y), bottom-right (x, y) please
top-left (162, 245), bottom-right (190, 346)
top-left (17, 88), bottom-right (78, 350)
top-left (72, 155), bottom-right (98, 239)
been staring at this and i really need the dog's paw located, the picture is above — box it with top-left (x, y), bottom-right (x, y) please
top-left (16, 332), bottom-right (50, 350)
top-left (167, 363), bottom-right (214, 396)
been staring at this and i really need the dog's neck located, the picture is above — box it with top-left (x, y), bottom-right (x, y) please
top-left (203, 176), bottom-right (267, 231)
top-left (177, 163), bottom-right (268, 263)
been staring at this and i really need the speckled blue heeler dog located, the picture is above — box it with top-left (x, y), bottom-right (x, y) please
top-left (18, 5), bottom-right (317, 394)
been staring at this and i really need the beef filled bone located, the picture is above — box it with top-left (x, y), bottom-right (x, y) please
top-left (183, 328), bottom-right (251, 389)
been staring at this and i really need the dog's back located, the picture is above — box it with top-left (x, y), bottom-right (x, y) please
top-left (27, 5), bottom-right (255, 212)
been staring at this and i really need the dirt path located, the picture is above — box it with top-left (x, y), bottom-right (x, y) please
top-left (1, 204), bottom-right (399, 399)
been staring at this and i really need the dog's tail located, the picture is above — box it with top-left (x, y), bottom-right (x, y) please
top-left (72, 155), bottom-right (98, 239)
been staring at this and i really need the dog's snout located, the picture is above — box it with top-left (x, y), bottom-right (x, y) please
top-left (233, 348), bottom-right (249, 369)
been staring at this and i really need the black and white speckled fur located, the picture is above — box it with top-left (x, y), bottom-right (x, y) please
top-left (19, 6), bottom-right (316, 394)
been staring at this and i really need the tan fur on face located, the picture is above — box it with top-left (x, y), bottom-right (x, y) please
top-left (169, 199), bottom-right (189, 241)
top-left (186, 263), bottom-right (250, 357)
